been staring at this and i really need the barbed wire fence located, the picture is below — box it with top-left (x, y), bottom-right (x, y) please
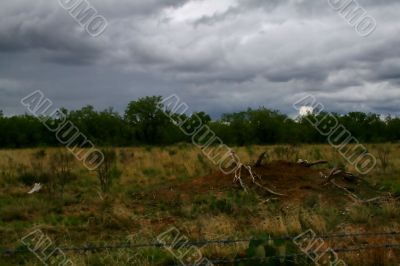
top-left (194, 243), bottom-right (400, 266)
top-left (2, 231), bottom-right (400, 265)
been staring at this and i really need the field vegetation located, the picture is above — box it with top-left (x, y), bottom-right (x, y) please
top-left (0, 144), bottom-right (399, 265)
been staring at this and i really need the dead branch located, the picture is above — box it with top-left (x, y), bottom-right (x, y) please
top-left (321, 167), bottom-right (360, 185)
top-left (330, 180), bottom-right (360, 201)
top-left (360, 197), bottom-right (384, 203)
top-left (342, 171), bottom-right (359, 183)
top-left (321, 166), bottom-right (387, 204)
top-left (253, 180), bottom-right (286, 196)
top-left (229, 151), bottom-right (285, 196)
top-left (254, 152), bottom-right (267, 167)
top-left (243, 165), bottom-right (260, 182)
top-left (237, 165), bottom-right (285, 196)
top-left (297, 159), bottom-right (328, 167)
top-left (234, 165), bottom-right (248, 192)
top-left (321, 167), bottom-right (346, 184)
top-left (330, 180), bottom-right (388, 204)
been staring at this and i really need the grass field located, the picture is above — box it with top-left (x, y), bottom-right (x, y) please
top-left (0, 144), bottom-right (399, 265)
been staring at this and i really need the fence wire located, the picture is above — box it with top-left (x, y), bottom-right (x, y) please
top-left (176, 243), bottom-right (400, 266)
top-left (1, 231), bottom-right (399, 256)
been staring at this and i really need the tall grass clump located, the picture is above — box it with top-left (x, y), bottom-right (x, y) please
top-left (377, 146), bottom-right (391, 173)
top-left (18, 149), bottom-right (49, 186)
top-left (96, 149), bottom-right (122, 193)
top-left (48, 151), bottom-right (75, 198)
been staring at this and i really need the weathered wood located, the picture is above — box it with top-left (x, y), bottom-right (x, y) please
top-left (229, 151), bottom-right (285, 196)
top-left (254, 152), bottom-right (267, 167)
top-left (298, 159), bottom-right (328, 167)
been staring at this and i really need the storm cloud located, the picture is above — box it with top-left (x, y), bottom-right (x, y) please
top-left (0, 0), bottom-right (399, 117)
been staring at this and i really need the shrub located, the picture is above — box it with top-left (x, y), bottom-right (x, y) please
top-left (48, 151), bottom-right (76, 197)
top-left (208, 195), bottom-right (234, 214)
top-left (18, 172), bottom-right (38, 186)
top-left (29, 150), bottom-right (47, 177)
top-left (15, 149), bottom-right (50, 186)
top-left (96, 149), bottom-right (122, 193)
top-left (377, 146), bottom-right (391, 172)
top-left (17, 164), bottom-right (48, 186)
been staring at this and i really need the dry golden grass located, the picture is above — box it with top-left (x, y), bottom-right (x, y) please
top-left (0, 144), bottom-right (399, 265)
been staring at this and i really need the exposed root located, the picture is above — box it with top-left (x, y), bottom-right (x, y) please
top-left (230, 151), bottom-right (285, 196)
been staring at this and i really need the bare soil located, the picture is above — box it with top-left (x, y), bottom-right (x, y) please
top-left (154, 160), bottom-right (383, 206)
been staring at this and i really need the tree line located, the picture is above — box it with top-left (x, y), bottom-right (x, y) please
top-left (0, 96), bottom-right (399, 148)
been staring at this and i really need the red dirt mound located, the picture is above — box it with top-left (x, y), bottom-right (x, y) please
top-left (154, 160), bottom-right (381, 205)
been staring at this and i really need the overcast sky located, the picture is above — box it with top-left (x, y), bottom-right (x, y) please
top-left (1, 0), bottom-right (399, 118)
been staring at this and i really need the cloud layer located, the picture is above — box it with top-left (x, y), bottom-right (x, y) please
top-left (1, 0), bottom-right (399, 117)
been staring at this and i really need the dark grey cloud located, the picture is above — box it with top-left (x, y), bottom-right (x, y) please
top-left (0, 0), bottom-right (399, 117)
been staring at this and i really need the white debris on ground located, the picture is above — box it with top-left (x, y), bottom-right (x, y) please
top-left (28, 183), bottom-right (42, 194)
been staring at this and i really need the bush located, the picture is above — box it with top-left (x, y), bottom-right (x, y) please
top-left (48, 151), bottom-right (76, 197)
top-left (15, 149), bottom-right (50, 186)
top-left (210, 198), bottom-right (233, 214)
top-left (17, 164), bottom-right (48, 186)
top-left (30, 150), bottom-right (46, 173)
top-left (96, 149), bottom-right (122, 193)
top-left (18, 172), bottom-right (39, 186)
top-left (377, 146), bottom-right (391, 172)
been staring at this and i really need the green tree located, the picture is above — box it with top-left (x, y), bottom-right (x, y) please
top-left (387, 116), bottom-right (400, 142)
top-left (193, 111), bottom-right (211, 125)
top-left (124, 96), bottom-right (168, 144)
top-left (221, 110), bottom-right (253, 145)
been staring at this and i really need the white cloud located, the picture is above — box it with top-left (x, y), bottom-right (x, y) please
top-left (165, 0), bottom-right (238, 22)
